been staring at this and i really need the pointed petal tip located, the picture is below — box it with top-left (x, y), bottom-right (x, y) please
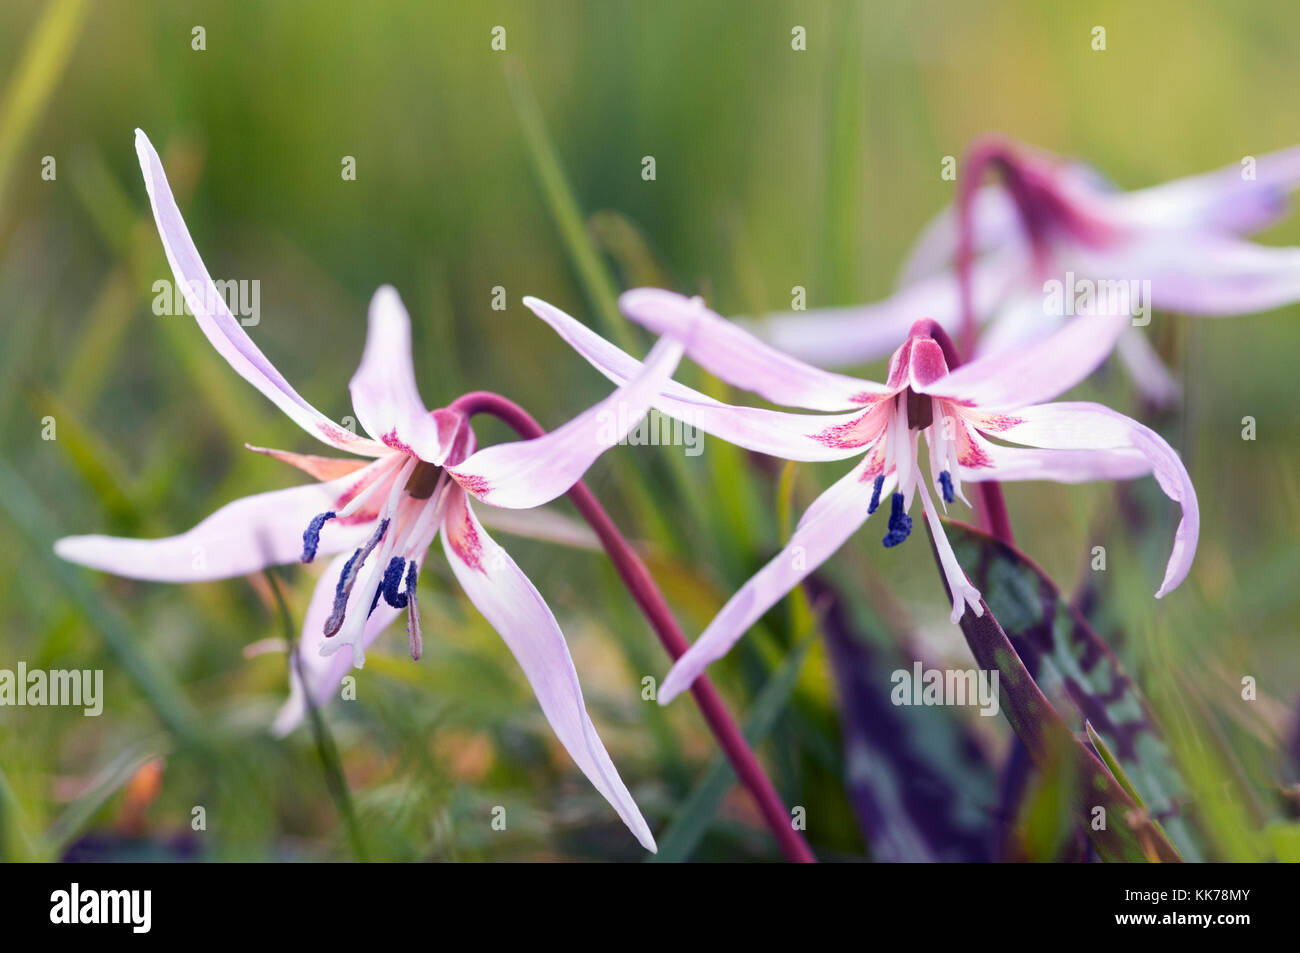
top-left (133, 128), bottom-right (157, 171)
top-left (270, 705), bottom-right (300, 739)
top-left (657, 671), bottom-right (689, 706)
top-left (52, 535), bottom-right (82, 563)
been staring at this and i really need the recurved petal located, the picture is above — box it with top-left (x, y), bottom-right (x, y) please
top-left (989, 401), bottom-right (1199, 597)
top-left (658, 463), bottom-right (894, 705)
top-left (1116, 145), bottom-right (1300, 235)
top-left (1071, 231), bottom-right (1300, 317)
top-left (920, 311), bottom-right (1130, 409)
top-left (448, 335), bottom-right (684, 508)
top-left (272, 551), bottom-right (404, 736)
top-left (134, 130), bottom-right (385, 457)
top-left (960, 435), bottom-right (1154, 484)
top-left (54, 471), bottom-right (379, 582)
top-left (347, 286), bottom-right (450, 463)
top-left (749, 249), bottom-right (1024, 369)
top-left (439, 489), bottom-right (656, 851)
top-left (619, 287), bottom-right (885, 410)
top-left (524, 295), bottom-right (876, 462)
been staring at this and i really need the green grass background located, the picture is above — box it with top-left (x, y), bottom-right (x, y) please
top-left (0, 0), bottom-right (1297, 861)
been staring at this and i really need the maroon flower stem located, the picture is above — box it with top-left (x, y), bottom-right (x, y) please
top-left (954, 139), bottom-right (1017, 546)
top-left (449, 390), bottom-right (816, 863)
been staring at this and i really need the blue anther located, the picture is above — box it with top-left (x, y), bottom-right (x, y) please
top-left (381, 556), bottom-right (409, 609)
top-left (867, 474), bottom-right (885, 514)
top-left (322, 518), bottom-right (389, 637)
top-left (882, 493), bottom-right (913, 548)
top-left (324, 549), bottom-right (360, 637)
top-left (939, 470), bottom-right (955, 505)
top-left (301, 511), bottom-right (336, 563)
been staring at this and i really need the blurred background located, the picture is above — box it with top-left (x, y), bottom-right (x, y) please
top-left (1, 0), bottom-right (1297, 861)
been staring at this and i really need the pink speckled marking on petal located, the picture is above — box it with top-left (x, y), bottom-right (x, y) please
top-left (849, 391), bottom-right (888, 407)
top-left (954, 421), bottom-right (994, 469)
top-left (452, 472), bottom-right (491, 499)
top-left (970, 411), bottom-right (1026, 434)
top-left (811, 401), bottom-right (890, 450)
top-left (445, 493), bottom-right (485, 572)
top-left (381, 431), bottom-right (416, 455)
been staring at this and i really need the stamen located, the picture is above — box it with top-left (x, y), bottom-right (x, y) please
top-left (405, 561), bottom-right (423, 661)
top-left (939, 470), bottom-right (955, 504)
top-left (867, 474), bottom-right (885, 514)
top-left (323, 518), bottom-right (389, 638)
top-left (916, 477), bottom-right (983, 623)
top-left (882, 493), bottom-right (913, 548)
top-left (381, 556), bottom-right (409, 609)
top-left (336, 455), bottom-right (402, 519)
top-left (301, 511), bottom-right (335, 563)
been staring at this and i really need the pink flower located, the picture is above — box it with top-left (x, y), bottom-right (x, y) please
top-left (525, 288), bottom-right (1198, 705)
top-left (54, 131), bottom-right (685, 852)
top-left (753, 139), bottom-right (1300, 404)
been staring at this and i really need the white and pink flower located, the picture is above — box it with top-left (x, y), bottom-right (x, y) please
top-left (54, 131), bottom-right (687, 852)
top-left (526, 288), bottom-right (1198, 705)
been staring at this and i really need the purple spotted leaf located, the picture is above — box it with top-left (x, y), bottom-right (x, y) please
top-left (946, 520), bottom-right (1202, 859)
top-left (926, 522), bottom-right (1182, 862)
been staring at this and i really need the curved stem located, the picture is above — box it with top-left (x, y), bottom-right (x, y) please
top-left (450, 390), bottom-right (815, 863)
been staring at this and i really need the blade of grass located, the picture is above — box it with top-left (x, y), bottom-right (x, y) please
top-left (506, 62), bottom-right (709, 555)
top-left (0, 760), bottom-right (42, 862)
top-left (43, 743), bottom-right (164, 856)
top-left (0, 0), bottom-right (88, 223)
top-left (264, 568), bottom-right (368, 862)
top-left (505, 61), bottom-right (639, 355)
top-left (0, 460), bottom-right (204, 746)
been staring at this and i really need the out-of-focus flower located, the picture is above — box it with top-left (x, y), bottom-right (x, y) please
top-left (526, 288), bottom-right (1198, 705)
top-left (55, 131), bottom-right (684, 852)
top-left (753, 139), bottom-right (1300, 404)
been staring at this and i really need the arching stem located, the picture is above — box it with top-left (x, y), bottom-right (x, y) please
top-left (449, 390), bottom-right (816, 863)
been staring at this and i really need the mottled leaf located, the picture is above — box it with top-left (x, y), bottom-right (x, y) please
top-left (948, 521), bottom-right (1201, 860)
top-left (928, 523), bottom-right (1182, 862)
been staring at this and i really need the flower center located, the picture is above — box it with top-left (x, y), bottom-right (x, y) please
top-left (874, 390), bottom-right (962, 549)
top-left (300, 452), bottom-right (450, 665)
top-left (404, 460), bottom-right (442, 499)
